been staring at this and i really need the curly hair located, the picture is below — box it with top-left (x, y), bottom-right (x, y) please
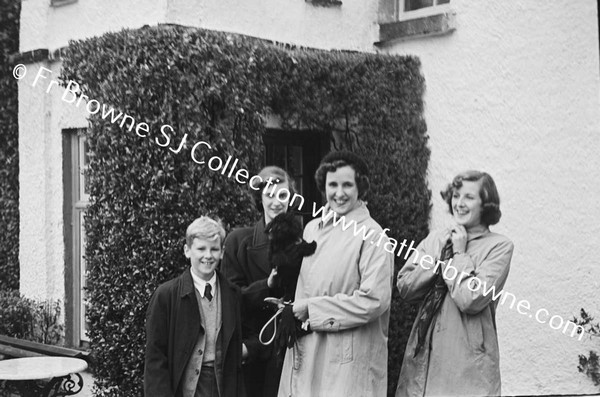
top-left (440, 170), bottom-right (502, 226)
top-left (249, 165), bottom-right (297, 213)
top-left (314, 151), bottom-right (370, 200)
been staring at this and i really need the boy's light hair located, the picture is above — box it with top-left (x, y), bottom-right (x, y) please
top-left (186, 216), bottom-right (226, 246)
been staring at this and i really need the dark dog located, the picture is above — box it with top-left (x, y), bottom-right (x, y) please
top-left (265, 212), bottom-right (317, 301)
top-left (264, 212), bottom-right (316, 357)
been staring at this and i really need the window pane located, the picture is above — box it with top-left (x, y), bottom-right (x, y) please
top-left (405, 0), bottom-right (434, 11)
top-left (287, 146), bottom-right (303, 175)
top-left (272, 144), bottom-right (286, 168)
top-left (287, 146), bottom-right (303, 195)
top-left (79, 136), bottom-right (89, 199)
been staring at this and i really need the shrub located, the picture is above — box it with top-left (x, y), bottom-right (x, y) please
top-left (0, 290), bottom-right (63, 345)
top-left (60, 25), bottom-right (429, 396)
top-left (574, 309), bottom-right (600, 388)
top-left (0, 291), bottom-right (34, 340)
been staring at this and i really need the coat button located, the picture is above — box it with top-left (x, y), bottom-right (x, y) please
top-left (198, 349), bottom-right (203, 355)
top-left (195, 368), bottom-right (200, 375)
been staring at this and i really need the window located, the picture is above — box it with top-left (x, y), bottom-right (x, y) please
top-left (50, 0), bottom-right (77, 7)
top-left (263, 130), bottom-right (330, 225)
top-left (401, 0), bottom-right (450, 19)
top-left (404, 0), bottom-right (449, 12)
top-left (377, 0), bottom-right (455, 44)
top-left (63, 129), bottom-right (90, 347)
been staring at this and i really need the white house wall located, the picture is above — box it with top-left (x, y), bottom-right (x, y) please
top-left (166, 0), bottom-right (379, 51)
top-left (17, 0), bottom-right (600, 394)
top-left (20, 0), bottom-right (169, 52)
top-left (18, 61), bottom-right (89, 302)
top-left (381, 1), bottom-right (600, 395)
top-left (21, 0), bottom-right (379, 53)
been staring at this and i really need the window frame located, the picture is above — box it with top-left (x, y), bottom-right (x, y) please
top-left (399, 0), bottom-right (451, 21)
top-left (63, 129), bottom-right (90, 347)
top-left (50, 0), bottom-right (77, 7)
top-left (377, 0), bottom-right (455, 45)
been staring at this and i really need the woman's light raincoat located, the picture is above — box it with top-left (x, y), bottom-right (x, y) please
top-left (396, 228), bottom-right (514, 397)
top-left (278, 202), bottom-right (394, 397)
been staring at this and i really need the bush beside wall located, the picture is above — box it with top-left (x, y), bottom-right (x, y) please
top-left (0, 290), bottom-right (63, 345)
top-left (574, 309), bottom-right (600, 389)
top-left (60, 25), bottom-right (430, 396)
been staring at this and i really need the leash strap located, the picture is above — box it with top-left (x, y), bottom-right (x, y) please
top-left (259, 307), bottom-right (284, 345)
top-left (259, 298), bottom-right (293, 345)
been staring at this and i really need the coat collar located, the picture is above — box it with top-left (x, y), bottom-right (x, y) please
top-left (319, 201), bottom-right (371, 229)
top-left (252, 218), bottom-right (269, 247)
top-left (180, 268), bottom-right (195, 298)
top-left (466, 225), bottom-right (490, 242)
top-left (442, 224), bottom-right (490, 244)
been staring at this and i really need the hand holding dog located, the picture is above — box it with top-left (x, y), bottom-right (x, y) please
top-left (267, 268), bottom-right (279, 289)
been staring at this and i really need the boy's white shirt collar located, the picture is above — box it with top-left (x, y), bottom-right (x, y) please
top-left (190, 269), bottom-right (217, 298)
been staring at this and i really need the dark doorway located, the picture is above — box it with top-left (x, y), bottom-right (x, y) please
top-left (263, 130), bottom-right (330, 224)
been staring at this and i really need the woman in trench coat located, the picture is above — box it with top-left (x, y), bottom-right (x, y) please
top-left (278, 151), bottom-right (394, 397)
top-left (396, 170), bottom-right (514, 397)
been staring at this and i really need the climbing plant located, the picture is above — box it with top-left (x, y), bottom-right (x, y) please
top-left (60, 25), bottom-right (429, 396)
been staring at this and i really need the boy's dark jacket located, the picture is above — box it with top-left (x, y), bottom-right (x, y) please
top-left (144, 268), bottom-right (245, 397)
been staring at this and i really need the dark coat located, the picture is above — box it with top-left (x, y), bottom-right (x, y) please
top-left (144, 269), bottom-right (245, 397)
top-left (220, 220), bottom-right (283, 397)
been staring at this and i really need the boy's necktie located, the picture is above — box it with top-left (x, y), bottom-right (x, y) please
top-left (204, 284), bottom-right (213, 302)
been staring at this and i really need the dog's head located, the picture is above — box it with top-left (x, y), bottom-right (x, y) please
top-left (264, 212), bottom-right (303, 247)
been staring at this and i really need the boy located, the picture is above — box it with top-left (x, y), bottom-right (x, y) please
top-left (144, 216), bottom-right (245, 397)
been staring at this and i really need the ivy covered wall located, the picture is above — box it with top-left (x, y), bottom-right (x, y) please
top-left (0, 0), bottom-right (21, 291)
top-left (60, 25), bottom-right (430, 396)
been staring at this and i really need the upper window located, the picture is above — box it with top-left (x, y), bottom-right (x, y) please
top-left (50, 0), bottom-right (77, 7)
top-left (400, 0), bottom-right (450, 19)
top-left (377, 0), bottom-right (454, 44)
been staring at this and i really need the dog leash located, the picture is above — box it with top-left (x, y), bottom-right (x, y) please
top-left (259, 297), bottom-right (293, 345)
top-left (259, 307), bottom-right (284, 345)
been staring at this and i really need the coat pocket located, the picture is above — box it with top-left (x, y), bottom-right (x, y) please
top-left (341, 329), bottom-right (354, 364)
top-left (328, 330), bottom-right (354, 364)
top-left (465, 315), bottom-right (485, 353)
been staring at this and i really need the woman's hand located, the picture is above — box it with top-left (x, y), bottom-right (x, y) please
top-left (293, 299), bottom-right (309, 322)
top-left (242, 343), bottom-right (249, 365)
top-left (267, 268), bottom-right (278, 289)
top-left (450, 224), bottom-right (468, 254)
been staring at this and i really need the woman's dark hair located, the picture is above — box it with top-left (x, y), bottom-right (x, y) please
top-left (440, 170), bottom-right (502, 226)
top-left (249, 165), bottom-right (297, 213)
top-left (314, 151), bottom-right (370, 200)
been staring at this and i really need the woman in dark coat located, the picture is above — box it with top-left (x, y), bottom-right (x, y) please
top-left (220, 165), bottom-right (296, 397)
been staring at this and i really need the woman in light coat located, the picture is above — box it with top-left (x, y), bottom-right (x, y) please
top-left (396, 170), bottom-right (514, 397)
top-left (278, 151), bottom-right (394, 397)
